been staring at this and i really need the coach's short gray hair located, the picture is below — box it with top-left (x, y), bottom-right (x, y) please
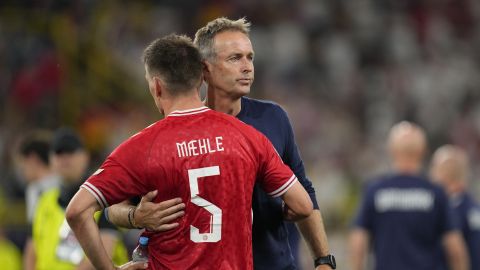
top-left (194, 17), bottom-right (251, 61)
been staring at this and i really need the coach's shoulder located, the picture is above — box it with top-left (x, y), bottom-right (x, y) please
top-left (244, 97), bottom-right (289, 118)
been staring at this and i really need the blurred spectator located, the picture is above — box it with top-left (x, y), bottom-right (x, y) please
top-left (349, 121), bottom-right (468, 270)
top-left (0, 189), bottom-right (22, 270)
top-left (0, 230), bottom-right (22, 270)
top-left (18, 130), bottom-right (59, 223)
top-left (17, 130), bottom-right (59, 270)
top-left (30, 128), bottom-right (128, 270)
top-left (430, 145), bottom-right (480, 270)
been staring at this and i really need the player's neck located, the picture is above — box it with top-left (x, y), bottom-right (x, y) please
top-left (206, 87), bottom-right (242, 116)
top-left (163, 94), bottom-right (205, 116)
top-left (392, 159), bottom-right (422, 175)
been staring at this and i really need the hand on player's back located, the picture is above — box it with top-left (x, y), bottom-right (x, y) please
top-left (134, 190), bottom-right (186, 231)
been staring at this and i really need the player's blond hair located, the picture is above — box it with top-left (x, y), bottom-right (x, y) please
top-left (194, 17), bottom-right (251, 61)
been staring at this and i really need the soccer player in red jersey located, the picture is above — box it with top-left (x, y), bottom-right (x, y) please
top-left (65, 34), bottom-right (313, 270)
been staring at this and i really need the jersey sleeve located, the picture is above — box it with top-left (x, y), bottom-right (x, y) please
top-left (436, 187), bottom-right (459, 233)
top-left (353, 183), bottom-right (376, 231)
top-left (256, 133), bottom-right (298, 198)
top-left (81, 134), bottom-right (151, 209)
top-left (277, 106), bottom-right (319, 209)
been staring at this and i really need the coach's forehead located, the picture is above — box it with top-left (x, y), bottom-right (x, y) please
top-left (213, 31), bottom-right (253, 55)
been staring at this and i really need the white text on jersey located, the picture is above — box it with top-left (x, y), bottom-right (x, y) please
top-left (176, 136), bottom-right (224, 158)
top-left (375, 188), bottom-right (434, 212)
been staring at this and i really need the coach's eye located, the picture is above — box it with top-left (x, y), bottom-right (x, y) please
top-left (228, 55), bottom-right (241, 62)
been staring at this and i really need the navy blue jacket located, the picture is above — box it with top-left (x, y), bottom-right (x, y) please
top-left (354, 173), bottom-right (457, 270)
top-left (451, 193), bottom-right (480, 270)
top-left (237, 97), bottom-right (319, 270)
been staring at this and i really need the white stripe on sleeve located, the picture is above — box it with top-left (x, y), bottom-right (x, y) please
top-left (268, 174), bottom-right (298, 198)
top-left (81, 182), bottom-right (109, 209)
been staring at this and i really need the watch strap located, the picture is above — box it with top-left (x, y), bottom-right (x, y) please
top-left (314, 254), bottom-right (336, 269)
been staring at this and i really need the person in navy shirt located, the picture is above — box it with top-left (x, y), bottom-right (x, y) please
top-left (237, 97), bottom-right (318, 269)
top-left (431, 145), bottom-right (480, 270)
top-left (349, 121), bottom-right (468, 270)
top-left (106, 18), bottom-right (334, 270)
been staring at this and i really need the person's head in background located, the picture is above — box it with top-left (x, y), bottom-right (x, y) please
top-left (50, 128), bottom-right (89, 184)
top-left (387, 121), bottom-right (427, 174)
top-left (430, 145), bottom-right (469, 197)
top-left (18, 130), bottom-right (53, 184)
top-left (194, 17), bottom-right (254, 100)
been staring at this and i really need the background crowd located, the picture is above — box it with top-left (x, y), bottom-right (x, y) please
top-left (1, 0), bottom-right (480, 268)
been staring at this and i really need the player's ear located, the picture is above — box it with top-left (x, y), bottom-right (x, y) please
top-left (153, 77), bottom-right (164, 98)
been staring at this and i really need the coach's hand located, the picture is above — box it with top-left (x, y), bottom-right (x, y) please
top-left (117, 261), bottom-right (148, 270)
top-left (134, 190), bottom-right (186, 231)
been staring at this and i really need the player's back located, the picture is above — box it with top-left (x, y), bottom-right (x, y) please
top-left (84, 107), bottom-right (296, 269)
top-left (140, 107), bottom-right (291, 270)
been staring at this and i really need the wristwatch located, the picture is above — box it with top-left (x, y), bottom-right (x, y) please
top-left (314, 254), bottom-right (336, 269)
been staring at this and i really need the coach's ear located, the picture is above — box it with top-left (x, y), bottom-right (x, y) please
top-left (202, 61), bottom-right (212, 78)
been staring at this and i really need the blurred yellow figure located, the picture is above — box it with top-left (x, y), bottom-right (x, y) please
top-left (30, 128), bottom-right (127, 270)
top-left (0, 235), bottom-right (22, 270)
top-left (0, 190), bottom-right (22, 270)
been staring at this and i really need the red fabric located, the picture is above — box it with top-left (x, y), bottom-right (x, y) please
top-left (12, 52), bottom-right (61, 109)
top-left (83, 108), bottom-right (295, 270)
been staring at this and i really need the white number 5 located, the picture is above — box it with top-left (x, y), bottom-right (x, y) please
top-left (188, 166), bottom-right (222, 243)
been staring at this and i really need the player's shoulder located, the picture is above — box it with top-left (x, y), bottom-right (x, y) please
top-left (461, 193), bottom-right (480, 210)
top-left (110, 120), bottom-right (163, 156)
top-left (125, 121), bottom-right (160, 143)
top-left (365, 173), bottom-right (395, 188)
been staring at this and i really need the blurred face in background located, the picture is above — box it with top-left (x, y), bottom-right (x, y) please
top-left (51, 150), bottom-right (89, 184)
top-left (204, 31), bottom-right (254, 98)
top-left (430, 159), bottom-right (452, 191)
top-left (429, 147), bottom-right (468, 196)
top-left (18, 154), bottom-right (43, 183)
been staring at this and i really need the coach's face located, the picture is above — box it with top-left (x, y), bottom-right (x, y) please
top-left (204, 31), bottom-right (254, 98)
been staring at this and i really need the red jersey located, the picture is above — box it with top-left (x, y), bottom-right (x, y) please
top-left (82, 107), bottom-right (297, 270)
